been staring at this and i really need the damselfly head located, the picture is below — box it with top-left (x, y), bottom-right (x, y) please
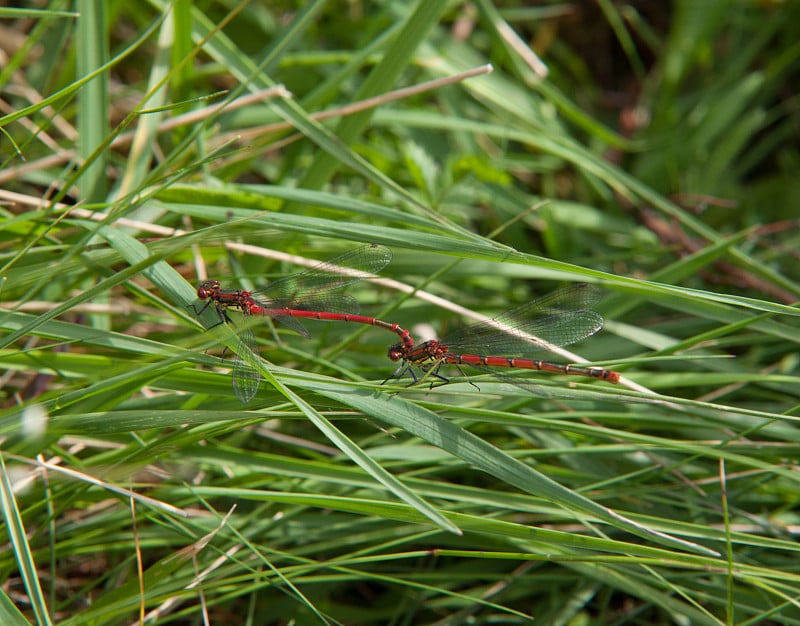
top-left (196, 280), bottom-right (221, 300)
top-left (387, 343), bottom-right (404, 362)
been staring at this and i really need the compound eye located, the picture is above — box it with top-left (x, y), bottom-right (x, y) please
top-left (197, 280), bottom-right (219, 299)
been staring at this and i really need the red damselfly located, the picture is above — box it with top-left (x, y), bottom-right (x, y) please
top-left (193, 244), bottom-right (412, 403)
top-left (387, 283), bottom-right (620, 390)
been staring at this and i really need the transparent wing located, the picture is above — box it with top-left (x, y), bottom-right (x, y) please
top-left (441, 284), bottom-right (605, 358)
top-left (231, 323), bottom-right (261, 404)
top-left (252, 244), bottom-right (391, 304)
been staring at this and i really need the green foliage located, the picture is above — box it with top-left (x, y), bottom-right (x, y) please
top-left (1, 1), bottom-right (799, 624)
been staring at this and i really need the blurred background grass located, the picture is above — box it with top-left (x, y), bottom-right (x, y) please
top-left (1, 1), bottom-right (800, 624)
